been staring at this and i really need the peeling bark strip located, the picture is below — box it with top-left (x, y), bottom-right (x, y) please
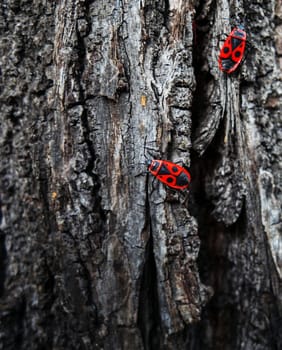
top-left (0, 1), bottom-right (281, 350)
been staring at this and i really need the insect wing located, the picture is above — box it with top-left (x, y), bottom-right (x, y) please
top-left (218, 27), bottom-right (246, 73)
top-left (154, 160), bottom-right (191, 190)
top-left (219, 36), bottom-right (233, 59)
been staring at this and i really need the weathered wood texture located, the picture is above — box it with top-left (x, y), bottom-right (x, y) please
top-left (0, 0), bottom-right (281, 349)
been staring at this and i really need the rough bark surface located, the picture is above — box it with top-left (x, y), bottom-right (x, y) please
top-left (0, 1), bottom-right (281, 350)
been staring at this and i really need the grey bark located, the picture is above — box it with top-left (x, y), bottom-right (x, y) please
top-left (0, 0), bottom-right (281, 350)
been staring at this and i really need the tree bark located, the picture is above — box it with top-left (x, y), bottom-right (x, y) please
top-left (0, 0), bottom-right (281, 349)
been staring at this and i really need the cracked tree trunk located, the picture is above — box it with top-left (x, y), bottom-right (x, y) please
top-left (0, 0), bottom-right (281, 349)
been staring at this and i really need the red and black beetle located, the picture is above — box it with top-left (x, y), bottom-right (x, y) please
top-left (218, 25), bottom-right (247, 73)
top-left (147, 160), bottom-right (191, 190)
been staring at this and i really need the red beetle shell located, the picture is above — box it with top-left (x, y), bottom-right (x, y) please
top-left (148, 160), bottom-right (191, 190)
top-left (218, 27), bottom-right (247, 73)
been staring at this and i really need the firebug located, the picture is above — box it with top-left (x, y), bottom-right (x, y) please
top-left (218, 25), bottom-right (247, 73)
top-left (147, 160), bottom-right (191, 190)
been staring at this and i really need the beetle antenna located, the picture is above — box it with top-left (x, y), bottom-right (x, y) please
top-left (143, 135), bottom-right (161, 160)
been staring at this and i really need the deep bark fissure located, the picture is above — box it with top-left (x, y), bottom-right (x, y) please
top-left (0, 234), bottom-right (6, 298)
top-left (76, 14), bottom-right (107, 231)
top-left (190, 2), bottom-right (277, 349)
top-left (137, 175), bottom-right (160, 350)
top-left (263, 230), bottom-right (282, 350)
top-left (137, 232), bottom-right (160, 350)
top-left (14, 296), bottom-right (26, 349)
